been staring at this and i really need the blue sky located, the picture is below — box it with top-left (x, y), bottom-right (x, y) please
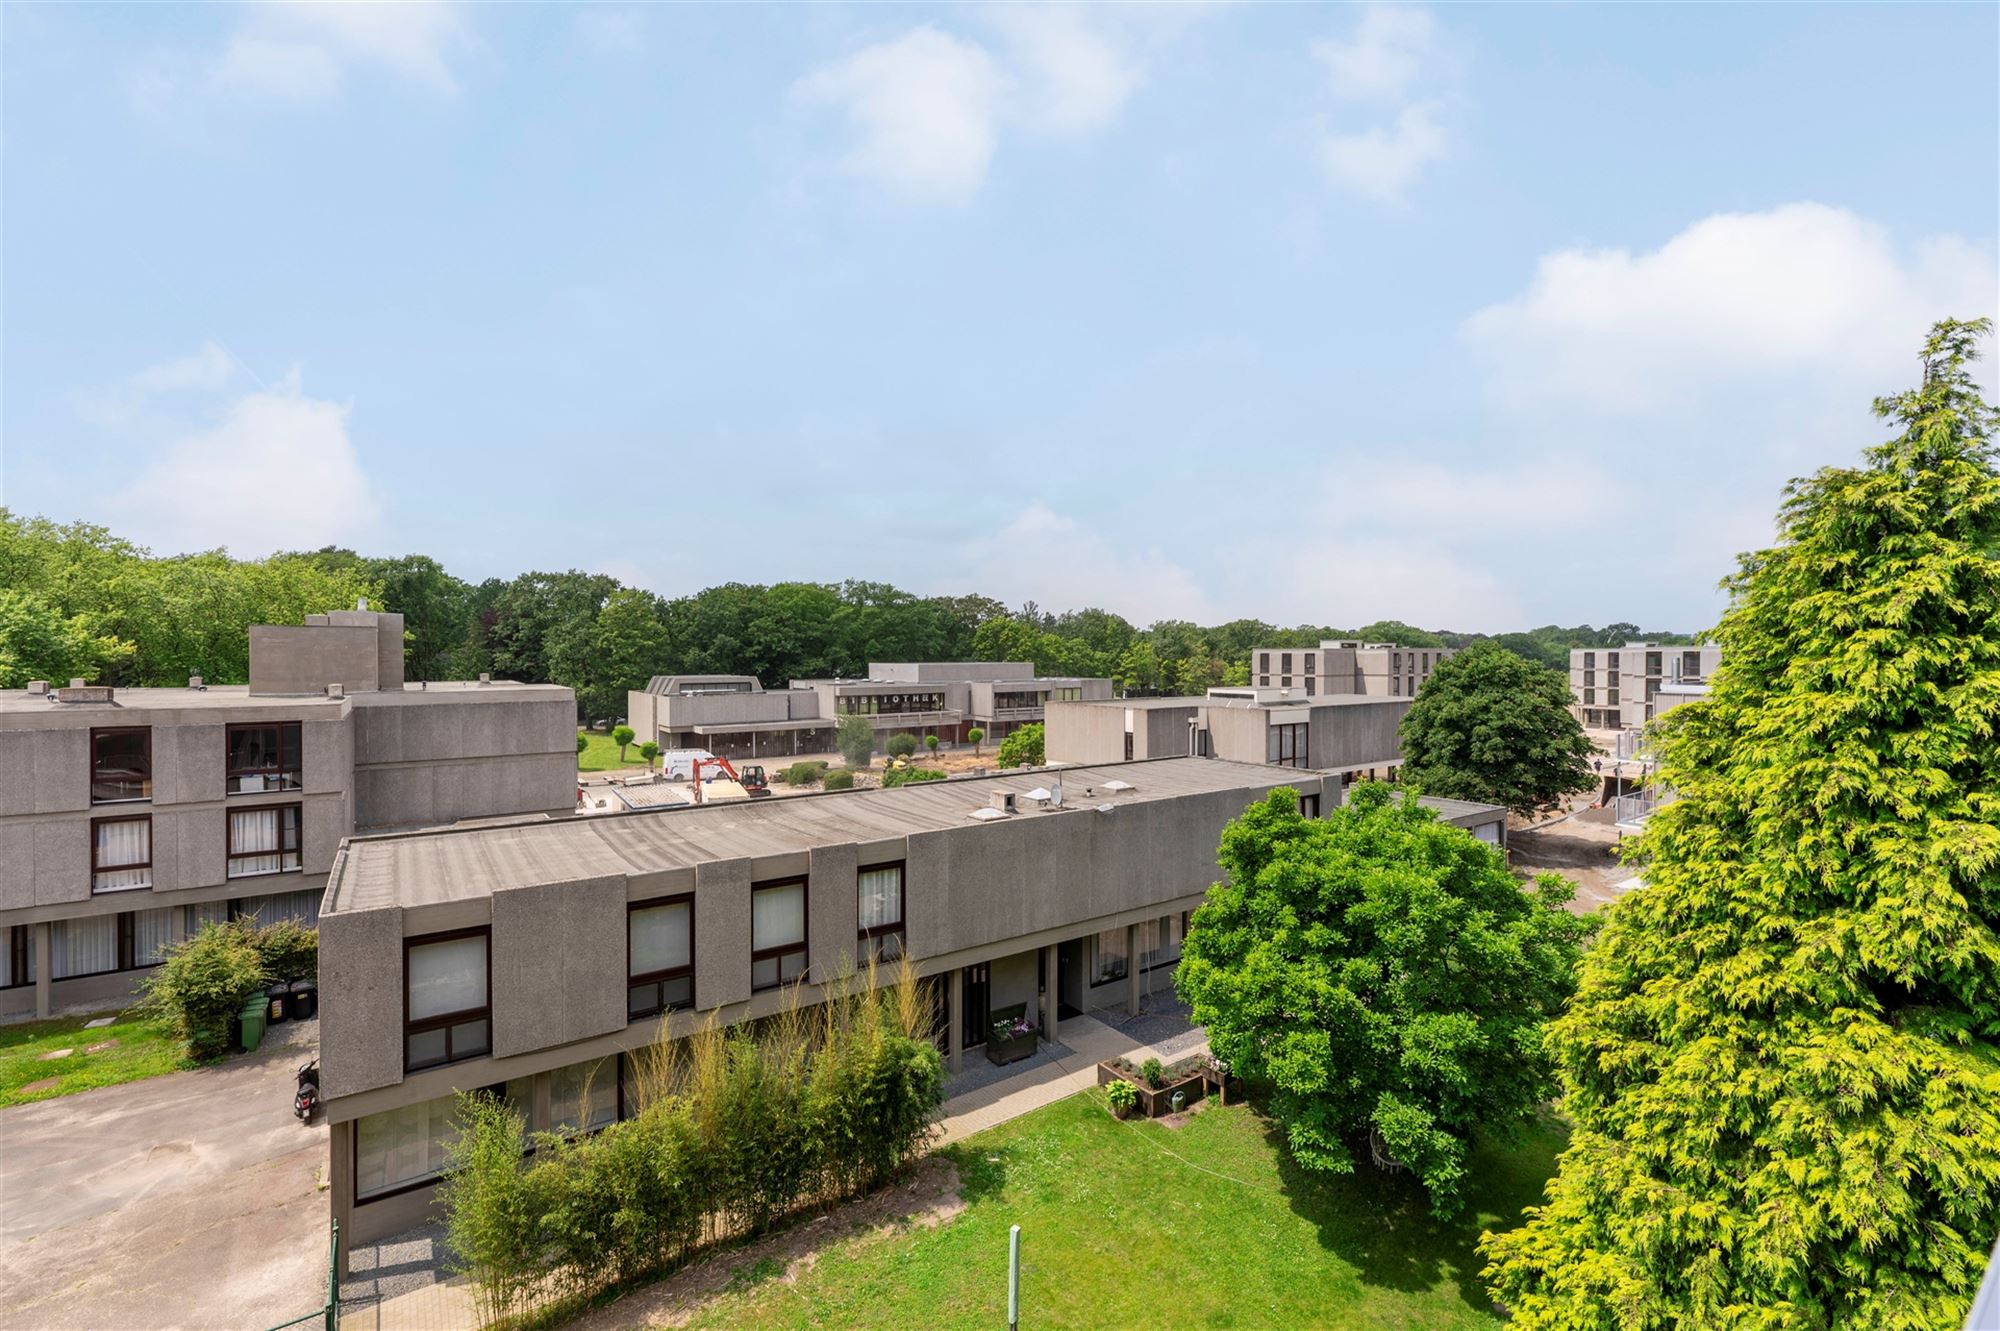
top-left (4, 2), bottom-right (1995, 633)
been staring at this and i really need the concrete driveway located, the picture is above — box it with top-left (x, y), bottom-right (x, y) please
top-left (0, 1022), bottom-right (330, 1331)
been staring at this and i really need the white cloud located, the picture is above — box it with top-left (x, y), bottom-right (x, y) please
top-left (963, 502), bottom-right (1222, 625)
top-left (107, 370), bottom-right (382, 557)
top-left (207, 0), bottom-right (470, 101)
top-left (794, 27), bottom-right (1008, 206)
top-left (986, 6), bottom-right (1142, 134)
top-left (1461, 203), bottom-right (2000, 412)
top-left (1312, 5), bottom-right (1439, 103)
top-left (574, 7), bottom-right (644, 56)
top-left (1311, 5), bottom-right (1453, 203)
top-left (129, 342), bottom-right (239, 394)
top-left (1316, 102), bottom-right (1445, 204)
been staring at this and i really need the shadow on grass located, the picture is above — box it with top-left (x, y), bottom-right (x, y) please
top-left (1259, 1100), bottom-right (1567, 1315)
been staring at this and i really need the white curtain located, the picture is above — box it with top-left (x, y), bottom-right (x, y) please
top-left (550, 1058), bottom-right (617, 1134)
top-left (355, 1096), bottom-right (461, 1199)
top-left (52, 916), bottom-right (118, 978)
top-left (0, 930), bottom-right (14, 987)
top-left (752, 883), bottom-right (805, 950)
top-left (408, 935), bottom-right (486, 1020)
top-left (133, 909), bottom-right (174, 966)
top-left (238, 889), bottom-right (320, 928)
top-left (229, 809), bottom-right (281, 877)
top-left (1093, 927), bottom-right (1128, 984)
top-left (183, 901), bottom-right (230, 937)
top-left (630, 902), bottom-right (691, 975)
top-left (92, 819), bottom-right (150, 892)
top-left (858, 866), bottom-right (902, 932)
top-left (1141, 915), bottom-right (1183, 969)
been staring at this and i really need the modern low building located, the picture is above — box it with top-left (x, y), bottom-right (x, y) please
top-left (315, 757), bottom-right (1507, 1249)
top-left (1568, 642), bottom-right (1721, 729)
top-left (1250, 641), bottom-right (1456, 699)
top-left (1045, 689), bottom-right (1423, 794)
top-left (627, 663), bottom-right (1112, 760)
top-left (0, 608), bottom-right (578, 1019)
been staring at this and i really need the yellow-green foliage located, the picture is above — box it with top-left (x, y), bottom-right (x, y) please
top-left (1482, 321), bottom-right (2000, 1330)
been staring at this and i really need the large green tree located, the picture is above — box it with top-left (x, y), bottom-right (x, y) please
top-left (1398, 641), bottom-right (1597, 817)
top-left (1481, 320), bottom-right (2000, 1330)
top-left (1179, 785), bottom-right (1589, 1217)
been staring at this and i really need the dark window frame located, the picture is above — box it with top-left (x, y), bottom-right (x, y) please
top-left (1267, 722), bottom-right (1308, 768)
top-left (89, 726), bottom-right (152, 804)
top-left (627, 894), bottom-right (696, 1019)
top-left (857, 860), bottom-right (906, 964)
top-left (225, 721), bottom-right (304, 793)
top-left (749, 876), bottom-right (810, 993)
top-left (403, 927), bottom-right (492, 1073)
top-left (1298, 793), bottom-right (1320, 818)
top-left (225, 802), bottom-right (304, 879)
top-left (90, 813), bottom-right (153, 893)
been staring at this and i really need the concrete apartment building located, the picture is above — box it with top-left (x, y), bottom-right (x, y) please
top-left (1250, 641), bottom-right (1456, 699)
top-left (1045, 689), bottom-right (1446, 805)
top-left (1568, 642), bottom-right (1721, 729)
top-left (627, 663), bottom-right (1113, 760)
top-left (316, 756), bottom-right (1506, 1248)
top-left (0, 608), bottom-right (577, 1019)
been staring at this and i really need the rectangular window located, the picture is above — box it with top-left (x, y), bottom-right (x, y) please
top-left (1, 925), bottom-right (34, 988)
top-left (858, 862), bottom-right (905, 963)
top-left (1682, 651), bottom-right (1702, 678)
top-left (1303, 678), bottom-right (1315, 697)
top-left (1091, 927), bottom-right (1129, 985)
top-left (1266, 723), bottom-right (1307, 768)
top-left (1583, 651), bottom-right (1596, 669)
top-left (1607, 652), bottom-right (1620, 670)
top-left (1280, 652), bottom-right (1292, 673)
top-left (1608, 689), bottom-right (1620, 706)
top-left (227, 805), bottom-right (302, 878)
top-left (1258, 653), bottom-right (1270, 673)
top-left (1583, 688), bottom-right (1596, 704)
top-left (226, 722), bottom-right (302, 794)
top-left (1298, 793), bottom-right (1320, 818)
top-left (1139, 915), bottom-right (1184, 970)
top-left (131, 908), bottom-right (173, 968)
top-left (1391, 676), bottom-right (1401, 696)
top-left (90, 728), bottom-right (151, 804)
top-left (1123, 731), bottom-right (1134, 761)
top-left (1646, 652), bottom-right (1663, 675)
top-left (549, 1057), bottom-right (618, 1136)
top-left (91, 816), bottom-right (152, 893)
top-left (1392, 652), bottom-right (1402, 672)
top-left (355, 1095), bottom-right (461, 1201)
top-left (627, 896), bottom-right (694, 1019)
top-left (51, 915), bottom-right (119, 979)
top-left (234, 888), bottom-right (321, 928)
top-left (182, 900), bottom-right (231, 937)
top-left (1583, 670), bottom-right (1595, 686)
top-left (1304, 655), bottom-right (1315, 675)
top-left (750, 878), bottom-right (808, 992)
top-left (405, 930), bottom-right (490, 1072)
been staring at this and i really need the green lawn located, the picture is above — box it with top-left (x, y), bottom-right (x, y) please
top-left (578, 731), bottom-right (648, 774)
top-left (661, 1091), bottom-right (1565, 1331)
top-left (0, 1008), bottom-right (189, 1107)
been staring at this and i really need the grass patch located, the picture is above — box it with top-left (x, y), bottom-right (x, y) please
top-left (0, 1008), bottom-right (189, 1107)
top-left (578, 732), bottom-right (647, 774)
top-left (658, 1091), bottom-right (1564, 1331)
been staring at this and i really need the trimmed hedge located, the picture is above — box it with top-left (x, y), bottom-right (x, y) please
top-left (882, 765), bottom-right (947, 788)
top-left (822, 769), bottom-right (856, 791)
top-left (779, 760), bottom-right (829, 787)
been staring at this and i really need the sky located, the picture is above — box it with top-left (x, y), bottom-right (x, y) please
top-left (3, 2), bottom-right (1996, 634)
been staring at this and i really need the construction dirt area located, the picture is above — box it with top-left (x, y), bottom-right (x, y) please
top-left (577, 746), bottom-right (1018, 815)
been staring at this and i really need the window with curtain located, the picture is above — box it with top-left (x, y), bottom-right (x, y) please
top-left (405, 932), bottom-right (490, 1071)
top-left (750, 879), bottom-right (807, 992)
top-left (1140, 915), bottom-right (1184, 970)
top-left (857, 863), bottom-right (904, 963)
top-left (132, 908), bottom-right (173, 967)
top-left (91, 817), bottom-right (152, 893)
top-left (355, 1095), bottom-right (464, 1199)
top-left (235, 888), bottom-right (321, 928)
top-left (51, 916), bottom-right (119, 979)
top-left (90, 728), bottom-right (151, 803)
top-left (1092, 927), bottom-right (1128, 985)
top-left (226, 722), bottom-right (302, 793)
top-left (549, 1058), bottom-right (617, 1135)
top-left (628, 897), bottom-right (693, 1018)
top-left (182, 900), bottom-right (231, 937)
top-left (1266, 723), bottom-right (1307, 768)
top-left (227, 805), bottom-right (302, 878)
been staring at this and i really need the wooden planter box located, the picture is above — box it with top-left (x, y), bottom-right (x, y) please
top-left (1096, 1059), bottom-right (1207, 1118)
top-left (987, 1029), bottom-right (1038, 1066)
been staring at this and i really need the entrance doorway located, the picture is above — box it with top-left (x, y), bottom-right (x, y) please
top-left (1056, 939), bottom-right (1084, 1019)
top-left (960, 963), bottom-right (990, 1048)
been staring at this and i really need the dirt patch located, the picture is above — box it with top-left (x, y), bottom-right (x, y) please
top-left (565, 1156), bottom-right (967, 1331)
top-left (1511, 825), bottom-right (1636, 914)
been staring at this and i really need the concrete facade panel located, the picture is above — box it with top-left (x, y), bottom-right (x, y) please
top-left (1044, 702), bottom-right (1125, 767)
top-left (807, 843), bottom-right (859, 981)
top-left (1139, 707), bottom-right (1197, 759)
top-left (248, 625), bottom-right (380, 696)
top-left (0, 823), bottom-right (32, 909)
top-left (153, 723), bottom-right (226, 806)
top-left (33, 820), bottom-right (89, 905)
top-left (0, 729), bottom-right (90, 815)
top-left (492, 875), bottom-right (626, 1058)
top-left (694, 858), bottom-right (752, 1012)
top-left (303, 719), bottom-right (348, 795)
top-left (318, 907), bottom-right (405, 1100)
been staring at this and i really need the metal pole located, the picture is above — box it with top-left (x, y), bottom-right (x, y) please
top-left (1007, 1224), bottom-right (1021, 1331)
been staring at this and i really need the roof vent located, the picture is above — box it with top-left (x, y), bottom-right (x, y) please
top-left (969, 806), bottom-right (1010, 821)
top-left (55, 684), bottom-right (114, 704)
top-left (989, 790), bottom-right (1018, 815)
top-left (478, 672), bottom-right (492, 686)
top-left (326, 683), bottom-right (345, 699)
top-left (69, 678), bottom-right (86, 689)
top-left (26, 680), bottom-right (48, 696)
top-left (188, 675), bottom-right (204, 690)
top-left (1101, 779), bottom-right (1135, 793)
top-left (357, 597), bottom-right (369, 611)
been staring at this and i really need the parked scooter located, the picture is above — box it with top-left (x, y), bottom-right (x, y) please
top-left (294, 1059), bottom-right (320, 1126)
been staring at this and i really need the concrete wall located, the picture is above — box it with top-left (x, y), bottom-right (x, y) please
top-left (350, 694), bottom-right (576, 829)
top-left (248, 625), bottom-right (380, 695)
top-left (658, 690), bottom-right (793, 729)
top-left (1044, 701), bottom-right (1126, 766)
top-left (0, 728), bottom-right (89, 816)
top-left (872, 663), bottom-right (1036, 684)
top-left (1308, 699), bottom-right (1409, 771)
top-left (692, 858), bottom-right (753, 1012)
top-left (1204, 706), bottom-right (1270, 766)
top-left (808, 844), bottom-right (860, 979)
top-left (491, 876), bottom-right (625, 1058)
top-left (1136, 705), bottom-right (1197, 759)
top-left (318, 906), bottom-right (406, 1100)
top-left (988, 949), bottom-right (1039, 1016)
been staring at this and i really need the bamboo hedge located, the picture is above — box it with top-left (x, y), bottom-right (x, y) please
top-left (438, 960), bottom-right (947, 1326)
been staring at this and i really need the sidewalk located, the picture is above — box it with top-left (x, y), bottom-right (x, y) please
top-left (341, 1007), bottom-right (1203, 1331)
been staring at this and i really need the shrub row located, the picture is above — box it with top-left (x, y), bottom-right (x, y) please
top-left (778, 760), bottom-right (828, 787)
top-left (822, 768), bottom-right (856, 791)
top-left (881, 765), bottom-right (947, 788)
top-left (139, 917), bottom-right (318, 1061)
top-left (440, 965), bottom-right (947, 1325)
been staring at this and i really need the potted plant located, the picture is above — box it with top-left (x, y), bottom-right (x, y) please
top-left (1106, 1078), bottom-right (1139, 1120)
top-left (985, 1004), bottom-right (1039, 1066)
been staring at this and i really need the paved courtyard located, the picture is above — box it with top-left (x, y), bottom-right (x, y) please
top-left (0, 1020), bottom-right (328, 1331)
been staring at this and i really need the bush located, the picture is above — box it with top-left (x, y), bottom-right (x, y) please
top-left (140, 921), bottom-right (268, 1062)
top-left (835, 714), bottom-right (874, 769)
top-left (822, 769), bottom-right (856, 791)
top-left (611, 724), bottom-right (636, 760)
top-left (254, 918), bottom-right (319, 984)
top-left (639, 741), bottom-right (661, 769)
top-left (925, 735), bottom-right (940, 756)
top-left (996, 723), bottom-right (1044, 768)
top-left (1141, 1056), bottom-right (1165, 1089)
top-left (881, 765), bottom-right (946, 788)
top-left (779, 760), bottom-right (828, 787)
top-left (885, 733), bottom-right (918, 760)
top-left (967, 726), bottom-right (984, 755)
top-left (1106, 1079), bottom-right (1139, 1114)
top-left (577, 732), bottom-right (588, 755)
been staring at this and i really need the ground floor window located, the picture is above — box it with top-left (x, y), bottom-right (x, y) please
top-left (550, 1057), bottom-right (617, 1135)
top-left (50, 916), bottom-right (119, 979)
top-left (1091, 927), bottom-right (1128, 985)
top-left (857, 862), bottom-right (905, 963)
top-left (751, 878), bottom-right (808, 992)
top-left (1139, 915), bottom-right (1184, 971)
top-left (1, 925), bottom-right (34, 988)
top-left (355, 1096), bottom-right (461, 1200)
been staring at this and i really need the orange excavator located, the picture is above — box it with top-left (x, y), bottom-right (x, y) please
top-left (689, 755), bottom-right (771, 803)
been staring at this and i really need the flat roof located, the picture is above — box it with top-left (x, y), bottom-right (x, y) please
top-left (0, 679), bottom-right (566, 718)
top-left (1054, 694), bottom-right (1403, 711)
top-left (326, 757), bottom-right (1307, 914)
